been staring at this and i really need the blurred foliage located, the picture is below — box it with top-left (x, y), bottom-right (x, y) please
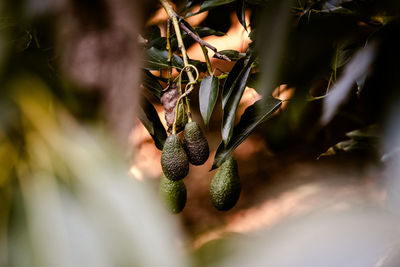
top-left (2, 0), bottom-right (400, 266)
top-left (0, 1), bottom-right (187, 267)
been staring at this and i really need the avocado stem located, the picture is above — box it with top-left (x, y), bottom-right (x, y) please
top-left (160, 0), bottom-right (199, 127)
top-left (166, 19), bottom-right (172, 84)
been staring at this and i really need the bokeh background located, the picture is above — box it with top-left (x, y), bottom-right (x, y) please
top-left (1, 0), bottom-right (400, 266)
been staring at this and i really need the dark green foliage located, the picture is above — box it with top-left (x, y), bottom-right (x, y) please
top-left (136, 0), bottom-right (400, 212)
top-left (199, 75), bottom-right (219, 127)
top-left (210, 156), bottom-right (241, 211)
top-left (143, 47), bottom-right (207, 72)
top-left (212, 98), bottom-right (282, 169)
top-left (161, 134), bottom-right (189, 181)
top-left (144, 47), bottom-right (184, 70)
top-left (236, 0), bottom-right (247, 31)
top-left (138, 96), bottom-right (167, 150)
top-left (221, 55), bottom-right (255, 145)
top-left (213, 50), bottom-right (245, 61)
top-left (187, 0), bottom-right (235, 17)
top-left (159, 173), bottom-right (187, 213)
top-left (183, 122), bottom-right (209, 165)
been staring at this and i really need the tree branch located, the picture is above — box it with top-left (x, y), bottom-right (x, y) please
top-left (159, 0), bottom-right (196, 123)
top-left (179, 22), bottom-right (231, 62)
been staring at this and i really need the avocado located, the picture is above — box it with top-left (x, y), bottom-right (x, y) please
top-left (183, 122), bottom-right (209, 165)
top-left (209, 156), bottom-right (241, 211)
top-left (159, 174), bottom-right (187, 213)
top-left (161, 134), bottom-right (189, 181)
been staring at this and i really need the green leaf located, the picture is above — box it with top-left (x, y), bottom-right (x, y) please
top-left (196, 27), bottom-right (226, 37)
top-left (236, 0), bottom-right (247, 31)
top-left (222, 57), bottom-right (246, 108)
top-left (187, 0), bottom-right (236, 16)
top-left (141, 70), bottom-right (163, 100)
top-left (138, 96), bottom-right (167, 150)
top-left (143, 47), bottom-right (183, 70)
top-left (146, 36), bottom-right (167, 50)
top-left (144, 46), bottom-right (207, 73)
top-left (199, 75), bottom-right (219, 127)
top-left (146, 47), bottom-right (206, 72)
top-left (346, 124), bottom-right (379, 141)
top-left (213, 50), bottom-right (245, 61)
top-left (221, 56), bottom-right (254, 145)
top-left (212, 97), bottom-right (282, 169)
top-left (180, 0), bottom-right (203, 13)
top-left (318, 125), bottom-right (380, 159)
top-left (214, 98), bottom-right (282, 169)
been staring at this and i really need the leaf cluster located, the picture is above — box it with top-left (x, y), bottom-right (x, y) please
top-left (140, 0), bottom-right (400, 168)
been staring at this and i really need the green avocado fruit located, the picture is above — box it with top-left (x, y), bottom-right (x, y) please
top-left (183, 122), bottom-right (209, 165)
top-left (159, 174), bottom-right (187, 213)
top-left (161, 134), bottom-right (189, 181)
top-left (210, 156), bottom-right (241, 211)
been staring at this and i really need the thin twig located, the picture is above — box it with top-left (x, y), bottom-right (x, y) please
top-left (166, 19), bottom-right (173, 84)
top-left (159, 0), bottom-right (196, 124)
top-left (179, 21), bottom-right (231, 62)
top-left (184, 23), bottom-right (213, 75)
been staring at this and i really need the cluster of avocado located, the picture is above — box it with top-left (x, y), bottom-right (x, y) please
top-left (159, 121), bottom-right (241, 213)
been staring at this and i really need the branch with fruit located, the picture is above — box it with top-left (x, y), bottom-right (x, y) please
top-left (139, 0), bottom-right (283, 213)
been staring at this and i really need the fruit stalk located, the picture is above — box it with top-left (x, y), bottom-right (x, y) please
top-left (172, 65), bottom-right (199, 134)
top-left (166, 19), bottom-right (173, 83)
top-left (159, 0), bottom-right (196, 120)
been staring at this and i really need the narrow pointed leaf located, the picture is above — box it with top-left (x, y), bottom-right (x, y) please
top-left (138, 96), bottom-right (167, 150)
top-left (144, 47), bottom-right (207, 72)
top-left (199, 0), bottom-right (235, 11)
top-left (222, 57), bottom-right (246, 108)
top-left (187, 0), bottom-right (236, 17)
top-left (222, 56), bottom-right (255, 145)
top-left (180, 0), bottom-right (201, 13)
top-left (144, 47), bottom-right (183, 70)
top-left (236, 0), bottom-right (247, 31)
top-left (199, 75), bottom-right (219, 126)
top-left (212, 97), bottom-right (282, 169)
top-left (195, 27), bottom-right (226, 37)
top-left (213, 50), bottom-right (245, 61)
